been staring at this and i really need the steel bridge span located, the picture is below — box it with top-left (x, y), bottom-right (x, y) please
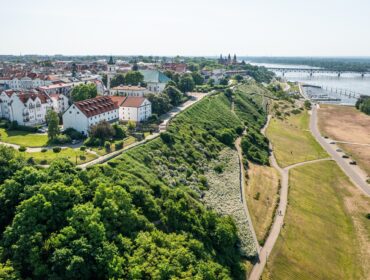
top-left (267, 67), bottom-right (370, 78)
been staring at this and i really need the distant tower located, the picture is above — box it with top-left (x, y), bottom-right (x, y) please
top-left (233, 54), bottom-right (237, 65)
top-left (227, 54), bottom-right (231, 65)
top-left (219, 54), bottom-right (223, 64)
top-left (107, 56), bottom-right (116, 91)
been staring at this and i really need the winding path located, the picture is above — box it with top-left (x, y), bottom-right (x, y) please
top-left (248, 115), bottom-right (332, 280)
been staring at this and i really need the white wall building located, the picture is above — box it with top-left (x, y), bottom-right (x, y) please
top-left (109, 96), bottom-right (151, 122)
top-left (49, 93), bottom-right (69, 114)
top-left (110, 85), bottom-right (148, 97)
top-left (63, 96), bottom-right (119, 135)
top-left (0, 90), bottom-right (53, 126)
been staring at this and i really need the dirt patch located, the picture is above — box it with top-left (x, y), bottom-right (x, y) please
top-left (338, 143), bottom-right (370, 176)
top-left (318, 105), bottom-right (370, 143)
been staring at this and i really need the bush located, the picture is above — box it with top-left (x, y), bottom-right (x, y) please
top-left (214, 163), bottom-right (225, 174)
top-left (304, 100), bottom-right (312, 110)
top-left (160, 132), bottom-right (175, 145)
top-left (104, 141), bottom-right (111, 151)
top-left (64, 128), bottom-right (84, 140)
top-left (80, 146), bottom-right (86, 152)
top-left (113, 124), bottom-right (126, 139)
top-left (52, 147), bottom-right (61, 153)
top-left (235, 125), bottom-right (244, 135)
top-left (52, 134), bottom-right (71, 144)
top-left (199, 175), bottom-right (208, 187)
top-left (40, 159), bottom-right (48, 165)
top-left (147, 114), bottom-right (159, 123)
top-left (241, 128), bottom-right (269, 165)
top-left (253, 192), bottom-right (260, 200)
top-left (366, 213), bottom-right (370, 219)
top-left (215, 128), bottom-right (236, 146)
top-left (84, 137), bottom-right (100, 147)
top-left (115, 141), bottom-right (124, 150)
top-left (27, 157), bottom-right (35, 165)
top-left (41, 148), bottom-right (48, 153)
top-left (79, 155), bottom-right (86, 161)
top-left (18, 146), bottom-right (27, 152)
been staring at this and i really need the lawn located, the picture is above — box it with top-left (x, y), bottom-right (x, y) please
top-left (318, 104), bottom-right (370, 176)
top-left (0, 128), bottom-right (48, 147)
top-left (263, 161), bottom-right (364, 280)
top-left (91, 136), bottom-right (137, 156)
top-left (246, 162), bottom-right (280, 245)
top-left (25, 148), bottom-right (98, 165)
top-left (266, 111), bottom-right (327, 167)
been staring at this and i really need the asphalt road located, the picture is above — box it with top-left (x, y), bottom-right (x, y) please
top-left (310, 105), bottom-right (370, 196)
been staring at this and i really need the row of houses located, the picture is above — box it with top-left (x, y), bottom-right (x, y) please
top-left (62, 96), bottom-right (151, 135)
top-left (0, 88), bottom-right (152, 135)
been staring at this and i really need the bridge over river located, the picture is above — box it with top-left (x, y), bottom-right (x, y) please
top-left (266, 67), bottom-right (370, 78)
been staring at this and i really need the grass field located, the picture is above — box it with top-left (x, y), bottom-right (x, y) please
top-left (91, 136), bottom-right (137, 156)
top-left (246, 162), bottom-right (280, 245)
top-left (0, 128), bottom-right (48, 147)
top-left (263, 161), bottom-right (365, 280)
top-left (24, 148), bottom-right (98, 165)
top-left (266, 111), bottom-right (327, 167)
top-left (318, 105), bottom-right (370, 176)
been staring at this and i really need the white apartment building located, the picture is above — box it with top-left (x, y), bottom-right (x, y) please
top-left (49, 93), bottom-right (69, 114)
top-left (109, 96), bottom-right (151, 122)
top-left (63, 96), bottom-right (119, 135)
top-left (0, 90), bottom-right (53, 126)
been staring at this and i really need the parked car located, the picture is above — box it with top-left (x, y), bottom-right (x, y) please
top-left (38, 128), bottom-right (46, 133)
top-left (349, 161), bottom-right (357, 165)
top-left (342, 155), bottom-right (349, 159)
top-left (330, 142), bottom-right (335, 144)
top-left (336, 149), bottom-right (342, 152)
top-left (324, 136), bottom-right (329, 139)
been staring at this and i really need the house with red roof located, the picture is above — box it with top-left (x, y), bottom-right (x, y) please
top-left (109, 96), bottom-right (151, 122)
top-left (62, 96), bottom-right (119, 135)
top-left (0, 89), bottom-right (53, 126)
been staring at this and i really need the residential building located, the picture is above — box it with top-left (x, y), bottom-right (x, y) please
top-left (109, 96), bottom-right (151, 122)
top-left (139, 70), bottom-right (171, 93)
top-left (162, 63), bottom-right (187, 73)
top-left (0, 90), bottom-right (53, 126)
top-left (62, 96), bottom-right (119, 135)
top-left (110, 85), bottom-right (148, 97)
top-left (49, 93), bottom-right (69, 114)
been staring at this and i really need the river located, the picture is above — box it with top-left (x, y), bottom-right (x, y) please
top-left (250, 62), bottom-right (370, 105)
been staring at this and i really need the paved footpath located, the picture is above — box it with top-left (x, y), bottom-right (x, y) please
top-left (310, 105), bottom-right (370, 196)
top-left (248, 115), bottom-right (332, 280)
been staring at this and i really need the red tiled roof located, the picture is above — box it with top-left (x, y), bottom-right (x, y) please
top-left (17, 92), bottom-right (51, 104)
top-left (74, 96), bottom-right (118, 117)
top-left (109, 96), bottom-right (126, 106)
top-left (121, 96), bottom-right (146, 108)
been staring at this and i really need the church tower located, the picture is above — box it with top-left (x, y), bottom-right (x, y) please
top-left (107, 56), bottom-right (116, 91)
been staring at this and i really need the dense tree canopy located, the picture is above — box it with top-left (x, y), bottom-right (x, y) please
top-left (71, 83), bottom-right (98, 101)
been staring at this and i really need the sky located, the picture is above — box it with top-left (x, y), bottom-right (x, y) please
top-left (1, 0), bottom-right (370, 57)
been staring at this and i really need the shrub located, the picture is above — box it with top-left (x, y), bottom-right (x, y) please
top-left (366, 213), bottom-right (370, 219)
top-left (40, 159), bottom-right (48, 165)
top-left (79, 155), bottom-right (86, 161)
top-left (52, 134), bottom-right (71, 144)
top-left (84, 137), bottom-right (100, 147)
top-left (214, 163), bottom-right (225, 174)
top-left (147, 114), bottom-right (159, 123)
top-left (304, 100), bottom-right (312, 110)
top-left (104, 141), bottom-right (111, 151)
top-left (80, 146), bottom-right (86, 151)
top-left (215, 128), bottom-right (236, 146)
top-left (199, 175), bottom-right (208, 187)
top-left (160, 132), bottom-right (174, 145)
top-left (113, 123), bottom-right (126, 139)
top-left (235, 125), bottom-right (244, 135)
top-left (64, 128), bottom-right (84, 140)
top-left (291, 109), bottom-right (301, 115)
top-left (27, 157), bottom-right (35, 165)
top-left (41, 148), bottom-right (48, 153)
top-left (52, 147), bottom-right (61, 153)
top-left (253, 192), bottom-right (260, 200)
top-left (115, 141), bottom-right (124, 150)
top-left (18, 146), bottom-right (27, 152)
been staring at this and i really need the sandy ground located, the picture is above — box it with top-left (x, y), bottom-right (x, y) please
top-left (318, 105), bottom-right (370, 143)
top-left (318, 105), bottom-right (370, 177)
